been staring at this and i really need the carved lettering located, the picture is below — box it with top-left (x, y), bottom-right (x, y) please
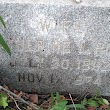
top-left (50, 74), bottom-right (60, 87)
top-left (18, 73), bottom-right (43, 83)
top-left (93, 76), bottom-right (101, 86)
top-left (40, 19), bottom-right (51, 32)
top-left (37, 40), bottom-right (45, 51)
top-left (79, 42), bottom-right (91, 55)
top-left (63, 20), bottom-right (71, 32)
top-left (74, 75), bottom-right (101, 86)
top-left (29, 55), bottom-right (42, 68)
top-left (36, 74), bottom-right (42, 83)
top-left (27, 39), bottom-right (37, 51)
top-left (51, 57), bottom-right (59, 70)
top-left (101, 61), bottom-right (110, 72)
top-left (96, 43), bottom-right (106, 51)
top-left (15, 38), bottom-right (25, 51)
top-left (18, 73), bottom-right (26, 82)
top-left (95, 42), bottom-right (107, 55)
top-left (29, 17), bottom-right (75, 32)
top-left (50, 74), bottom-right (59, 84)
top-left (81, 60), bottom-right (91, 71)
top-left (107, 43), bottom-right (110, 53)
top-left (29, 59), bottom-right (37, 67)
top-left (74, 75), bottom-right (83, 85)
top-left (62, 41), bottom-right (70, 54)
top-left (85, 76), bottom-right (92, 83)
top-left (50, 74), bottom-right (54, 83)
top-left (79, 42), bottom-right (86, 54)
top-left (74, 22), bottom-right (80, 30)
top-left (28, 74), bottom-right (34, 82)
top-left (52, 40), bottom-right (61, 54)
top-left (61, 59), bottom-right (69, 69)
top-left (92, 60), bottom-right (101, 71)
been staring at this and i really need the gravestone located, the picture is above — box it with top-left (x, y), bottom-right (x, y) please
top-left (0, 0), bottom-right (110, 95)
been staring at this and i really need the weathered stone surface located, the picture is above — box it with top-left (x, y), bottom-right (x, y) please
top-left (0, 2), bottom-right (110, 95)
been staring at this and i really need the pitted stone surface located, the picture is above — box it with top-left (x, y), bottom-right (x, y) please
top-left (0, 4), bottom-right (110, 95)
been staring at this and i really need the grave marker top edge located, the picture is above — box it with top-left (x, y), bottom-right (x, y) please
top-left (0, 0), bottom-right (110, 7)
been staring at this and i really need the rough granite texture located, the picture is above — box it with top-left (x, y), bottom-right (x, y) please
top-left (0, 1), bottom-right (110, 95)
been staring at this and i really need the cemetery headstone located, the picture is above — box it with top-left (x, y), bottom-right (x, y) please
top-left (0, 0), bottom-right (110, 95)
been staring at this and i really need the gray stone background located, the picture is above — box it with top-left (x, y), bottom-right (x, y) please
top-left (0, 0), bottom-right (110, 95)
